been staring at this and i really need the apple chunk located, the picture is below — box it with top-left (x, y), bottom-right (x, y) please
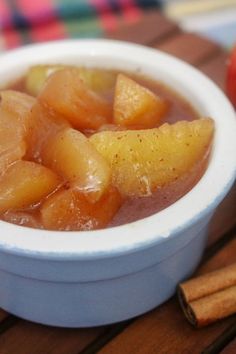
top-left (26, 103), bottom-right (69, 162)
top-left (26, 65), bottom-right (65, 96)
top-left (0, 90), bottom-right (35, 174)
top-left (114, 74), bottom-right (168, 128)
top-left (0, 90), bottom-right (35, 129)
top-left (0, 161), bottom-right (61, 213)
top-left (42, 128), bottom-right (111, 202)
top-left (41, 186), bottom-right (122, 231)
top-left (25, 65), bottom-right (117, 96)
top-left (90, 119), bottom-right (214, 196)
top-left (39, 68), bottom-right (112, 130)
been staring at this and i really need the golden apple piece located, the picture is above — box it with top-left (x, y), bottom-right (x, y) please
top-left (114, 74), bottom-right (168, 128)
top-left (25, 65), bottom-right (65, 96)
top-left (90, 119), bottom-right (214, 197)
top-left (2, 211), bottom-right (42, 229)
top-left (0, 112), bottom-right (23, 173)
top-left (41, 186), bottom-right (123, 231)
top-left (26, 103), bottom-right (70, 162)
top-left (0, 161), bottom-right (61, 213)
top-left (0, 90), bottom-right (35, 128)
top-left (78, 68), bottom-right (117, 93)
top-left (26, 65), bottom-right (117, 97)
top-left (42, 128), bottom-right (111, 202)
top-left (0, 90), bottom-right (36, 174)
top-left (39, 68), bottom-right (112, 130)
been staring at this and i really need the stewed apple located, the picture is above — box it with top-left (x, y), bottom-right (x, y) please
top-left (0, 67), bottom-right (214, 231)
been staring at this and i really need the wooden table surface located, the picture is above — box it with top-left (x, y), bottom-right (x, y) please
top-left (0, 11), bottom-right (236, 354)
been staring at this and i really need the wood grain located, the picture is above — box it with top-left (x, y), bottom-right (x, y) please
top-left (199, 51), bottom-right (228, 91)
top-left (221, 338), bottom-right (236, 354)
top-left (99, 237), bottom-right (236, 354)
top-left (207, 183), bottom-right (236, 246)
top-left (0, 310), bottom-right (8, 322)
top-left (155, 32), bottom-right (221, 65)
top-left (200, 238), bottom-right (236, 275)
top-left (202, 323), bottom-right (236, 354)
top-left (107, 10), bottom-right (179, 45)
top-left (0, 320), bottom-right (105, 354)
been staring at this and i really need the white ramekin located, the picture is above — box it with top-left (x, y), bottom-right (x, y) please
top-left (0, 40), bottom-right (235, 327)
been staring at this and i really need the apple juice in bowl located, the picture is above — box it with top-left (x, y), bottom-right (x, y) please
top-left (0, 65), bottom-right (214, 231)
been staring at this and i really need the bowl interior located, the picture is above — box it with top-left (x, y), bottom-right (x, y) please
top-left (0, 39), bottom-right (235, 259)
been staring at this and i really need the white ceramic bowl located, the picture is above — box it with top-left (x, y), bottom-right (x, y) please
top-left (0, 40), bottom-right (235, 327)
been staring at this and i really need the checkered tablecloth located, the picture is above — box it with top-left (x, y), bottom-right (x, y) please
top-left (0, 0), bottom-right (235, 51)
top-left (0, 0), bottom-right (161, 50)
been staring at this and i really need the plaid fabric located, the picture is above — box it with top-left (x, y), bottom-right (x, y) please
top-left (0, 0), bottom-right (161, 50)
top-left (0, 0), bottom-right (234, 51)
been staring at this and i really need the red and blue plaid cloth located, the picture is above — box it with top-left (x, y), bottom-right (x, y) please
top-left (0, 0), bottom-right (161, 50)
top-left (0, 0), bottom-right (234, 51)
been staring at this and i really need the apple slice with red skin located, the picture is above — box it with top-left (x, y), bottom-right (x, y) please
top-left (226, 46), bottom-right (236, 107)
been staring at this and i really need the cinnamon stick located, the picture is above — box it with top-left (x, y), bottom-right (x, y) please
top-left (178, 263), bottom-right (236, 327)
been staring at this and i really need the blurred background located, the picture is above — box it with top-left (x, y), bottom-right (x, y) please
top-left (0, 0), bottom-right (235, 50)
top-left (165, 0), bottom-right (236, 48)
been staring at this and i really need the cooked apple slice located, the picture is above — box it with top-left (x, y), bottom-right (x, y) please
top-left (26, 65), bottom-right (117, 96)
top-left (90, 119), bottom-right (214, 196)
top-left (26, 65), bottom-right (65, 96)
top-left (2, 211), bottom-right (42, 229)
top-left (0, 161), bottom-right (61, 213)
top-left (114, 74), bottom-right (168, 128)
top-left (42, 128), bottom-right (111, 202)
top-left (78, 67), bottom-right (116, 93)
top-left (0, 90), bottom-right (35, 128)
top-left (26, 103), bottom-right (70, 162)
top-left (41, 186), bottom-right (122, 231)
top-left (0, 110), bottom-right (25, 174)
top-left (39, 68), bottom-right (112, 130)
top-left (0, 90), bottom-right (36, 174)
